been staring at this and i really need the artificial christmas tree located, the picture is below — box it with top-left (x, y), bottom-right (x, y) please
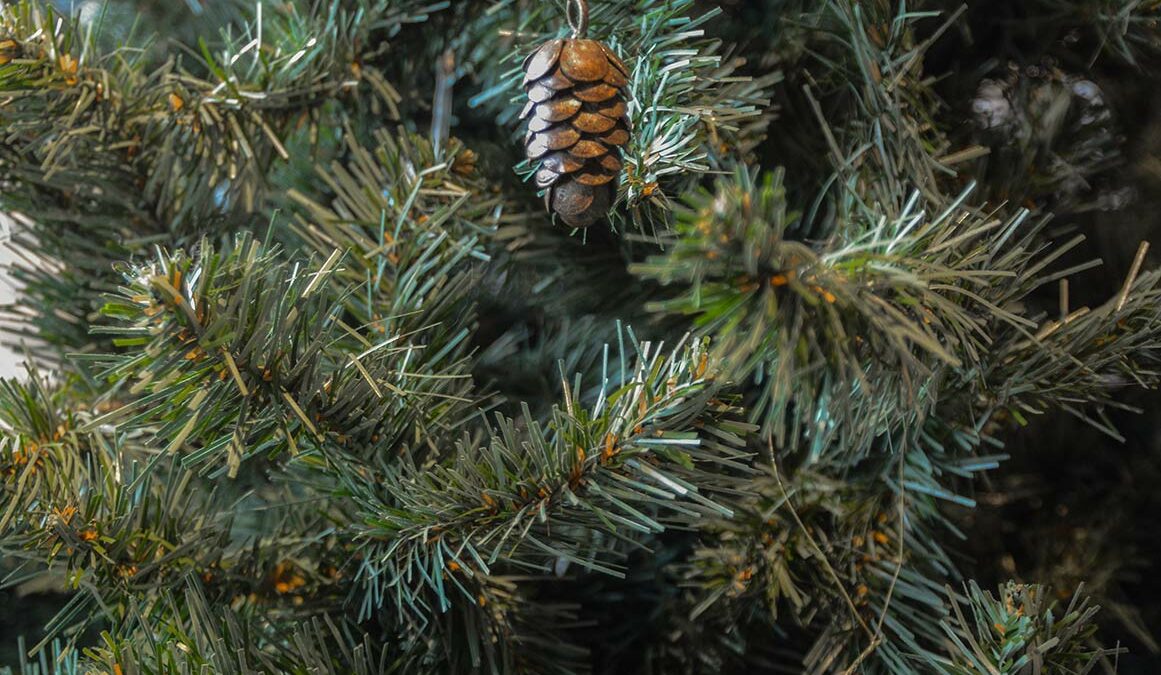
top-left (2, 1), bottom-right (1161, 673)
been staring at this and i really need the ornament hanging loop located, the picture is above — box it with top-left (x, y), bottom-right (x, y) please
top-left (567, 0), bottom-right (589, 38)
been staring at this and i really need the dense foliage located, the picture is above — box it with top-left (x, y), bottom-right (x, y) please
top-left (2, 0), bottom-right (1161, 672)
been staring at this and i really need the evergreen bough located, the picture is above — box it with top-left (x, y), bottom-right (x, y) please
top-left (2, 0), bottom-right (1161, 672)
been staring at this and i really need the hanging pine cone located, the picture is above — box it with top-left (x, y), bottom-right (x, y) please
top-left (519, 28), bottom-right (630, 228)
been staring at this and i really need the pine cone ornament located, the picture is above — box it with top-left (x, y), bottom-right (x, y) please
top-left (519, 5), bottom-right (630, 228)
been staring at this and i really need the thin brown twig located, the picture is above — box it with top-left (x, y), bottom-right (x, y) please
top-left (841, 429), bottom-right (908, 675)
top-left (877, 429), bottom-right (908, 637)
top-left (840, 636), bottom-right (884, 675)
top-left (1114, 241), bottom-right (1149, 312)
top-left (770, 438), bottom-right (875, 643)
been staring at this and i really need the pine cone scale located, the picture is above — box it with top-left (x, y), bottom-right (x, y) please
top-left (596, 99), bottom-right (626, 120)
top-left (529, 98), bottom-right (582, 123)
top-left (573, 111), bottom-right (618, 133)
top-left (522, 34), bottom-right (631, 228)
top-left (573, 82), bottom-right (619, 103)
top-left (527, 83), bottom-right (559, 103)
top-left (540, 68), bottom-right (575, 90)
top-left (569, 139), bottom-right (608, 159)
top-left (599, 127), bottom-right (629, 146)
top-left (527, 116), bottom-right (555, 133)
top-left (536, 168), bottom-right (561, 188)
top-left (560, 40), bottom-right (609, 81)
top-left (542, 152), bottom-right (586, 174)
top-left (543, 128), bottom-right (582, 152)
top-left (598, 154), bottom-right (623, 172)
top-left (574, 169), bottom-right (616, 186)
top-left (602, 66), bottom-right (628, 88)
top-left (600, 43), bottom-right (629, 76)
top-left (522, 39), bottom-right (565, 82)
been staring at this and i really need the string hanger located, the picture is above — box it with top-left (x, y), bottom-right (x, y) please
top-left (567, 0), bottom-right (589, 39)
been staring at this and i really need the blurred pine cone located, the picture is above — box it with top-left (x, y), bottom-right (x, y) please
top-left (970, 63), bottom-right (1128, 215)
top-left (520, 37), bottom-right (630, 228)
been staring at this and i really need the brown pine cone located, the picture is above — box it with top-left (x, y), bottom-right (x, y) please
top-left (520, 38), bottom-right (630, 228)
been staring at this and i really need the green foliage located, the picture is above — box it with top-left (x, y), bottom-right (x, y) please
top-left (348, 334), bottom-right (755, 670)
top-left (354, 335), bottom-right (752, 613)
top-left (2, 0), bottom-right (1161, 672)
top-left (0, 0), bottom-right (446, 355)
top-left (0, 367), bottom-right (234, 652)
top-left (0, 579), bottom-right (414, 675)
top-left (661, 416), bottom-right (1004, 673)
top-left (90, 231), bottom-right (477, 476)
top-left (287, 130), bottom-right (507, 327)
top-left (87, 583), bottom-right (407, 675)
top-left (932, 581), bottom-right (1120, 674)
